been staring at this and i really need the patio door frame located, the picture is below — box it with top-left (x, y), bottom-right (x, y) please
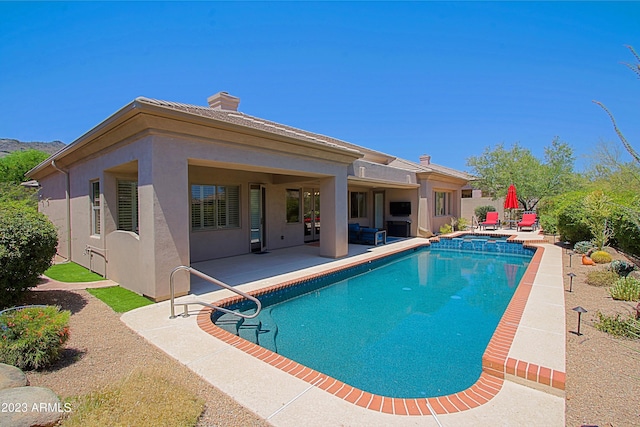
top-left (303, 188), bottom-right (320, 242)
top-left (250, 184), bottom-right (266, 252)
top-left (373, 191), bottom-right (385, 230)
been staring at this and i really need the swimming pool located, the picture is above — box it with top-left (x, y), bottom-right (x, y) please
top-left (212, 243), bottom-right (533, 398)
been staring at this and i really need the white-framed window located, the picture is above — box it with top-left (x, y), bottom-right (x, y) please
top-left (90, 180), bottom-right (100, 236)
top-left (117, 180), bottom-right (139, 233)
top-left (286, 189), bottom-right (300, 223)
top-left (434, 191), bottom-right (452, 216)
top-left (350, 191), bottom-right (367, 219)
top-left (191, 184), bottom-right (240, 230)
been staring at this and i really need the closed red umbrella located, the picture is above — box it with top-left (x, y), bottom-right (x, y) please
top-left (504, 184), bottom-right (518, 210)
top-left (504, 184), bottom-right (519, 228)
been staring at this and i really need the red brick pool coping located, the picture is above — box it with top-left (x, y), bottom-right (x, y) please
top-left (196, 238), bottom-right (565, 416)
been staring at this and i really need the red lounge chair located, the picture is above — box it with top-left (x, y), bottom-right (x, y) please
top-left (480, 211), bottom-right (500, 230)
top-left (517, 212), bottom-right (537, 231)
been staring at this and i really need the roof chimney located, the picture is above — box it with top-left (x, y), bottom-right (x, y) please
top-left (419, 154), bottom-right (431, 165)
top-left (207, 91), bottom-right (240, 111)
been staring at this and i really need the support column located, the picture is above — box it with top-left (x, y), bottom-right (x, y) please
top-left (319, 174), bottom-right (348, 258)
top-left (418, 180), bottom-right (432, 237)
top-left (138, 139), bottom-right (190, 300)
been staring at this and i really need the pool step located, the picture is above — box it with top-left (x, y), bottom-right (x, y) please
top-left (215, 311), bottom-right (279, 353)
top-left (215, 313), bottom-right (245, 335)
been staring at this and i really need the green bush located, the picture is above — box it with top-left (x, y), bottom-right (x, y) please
top-left (586, 270), bottom-right (619, 287)
top-left (0, 182), bottom-right (39, 211)
top-left (538, 214), bottom-right (557, 235)
top-left (439, 224), bottom-right (453, 234)
top-left (594, 311), bottom-right (640, 339)
top-left (610, 198), bottom-right (640, 258)
top-left (0, 306), bottom-right (70, 370)
top-left (573, 241), bottom-right (595, 254)
top-left (456, 217), bottom-right (469, 231)
top-left (544, 190), bottom-right (592, 244)
top-left (0, 206), bottom-right (58, 309)
top-left (609, 277), bottom-right (640, 301)
top-left (474, 205), bottom-right (496, 223)
top-left (591, 250), bottom-right (613, 264)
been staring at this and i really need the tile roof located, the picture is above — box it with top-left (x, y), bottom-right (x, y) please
top-left (137, 97), bottom-right (357, 154)
top-left (136, 97), bottom-right (471, 180)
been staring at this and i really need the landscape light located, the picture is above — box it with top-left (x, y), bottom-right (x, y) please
top-left (567, 272), bottom-right (576, 292)
top-left (572, 306), bottom-right (587, 336)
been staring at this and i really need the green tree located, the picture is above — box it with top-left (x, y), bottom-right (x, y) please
top-left (593, 45), bottom-right (640, 165)
top-left (583, 190), bottom-right (613, 249)
top-left (0, 150), bottom-right (48, 211)
top-left (0, 183), bottom-right (39, 211)
top-left (0, 150), bottom-right (49, 185)
top-left (466, 138), bottom-right (578, 211)
top-left (592, 44), bottom-right (640, 236)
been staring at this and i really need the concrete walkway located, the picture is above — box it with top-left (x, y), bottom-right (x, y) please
top-left (122, 232), bottom-right (566, 426)
top-left (34, 276), bottom-right (117, 291)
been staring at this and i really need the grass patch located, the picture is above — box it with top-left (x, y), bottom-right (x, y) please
top-left (45, 262), bottom-right (105, 283)
top-left (86, 287), bottom-right (154, 313)
top-left (62, 369), bottom-right (204, 427)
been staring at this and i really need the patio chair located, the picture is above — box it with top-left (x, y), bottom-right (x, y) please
top-left (479, 211), bottom-right (500, 230)
top-left (517, 212), bottom-right (537, 231)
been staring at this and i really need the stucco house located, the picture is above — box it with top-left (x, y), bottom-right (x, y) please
top-left (28, 92), bottom-right (471, 301)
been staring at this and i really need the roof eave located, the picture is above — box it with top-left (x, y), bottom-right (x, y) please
top-left (28, 99), bottom-right (364, 179)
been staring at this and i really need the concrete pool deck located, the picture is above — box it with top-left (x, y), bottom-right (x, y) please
top-left (122, 231), bottom-right (566, 426)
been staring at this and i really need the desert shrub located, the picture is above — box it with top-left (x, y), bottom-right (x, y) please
top-left (609, 277), bottom-right (640, 301)
top-left (0, 205), bottom-right (58, 308)
top-left (594, 311), bottom-right (640, 339)
top-left (439, 224), bottom-right (453, 234)
top-left (586, 270), bottom-right (619, 287)
top-left (0, 306), bottom-right (70, 370)
top-left (609, 259), bottom-right (637, 277)
top-left (591, 250), bottom-right (613, 264)
top-left (573, 241), bottom-right (595, 254)
top-left (583, 191), bottom-right (614, 250)
top-left (474, 205), bottom-right (496, 223)
top-left (456, 217), bottom-right (469, 231)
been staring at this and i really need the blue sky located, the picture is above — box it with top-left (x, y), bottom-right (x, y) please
top-left (1, 1), bottom-right (638, 172)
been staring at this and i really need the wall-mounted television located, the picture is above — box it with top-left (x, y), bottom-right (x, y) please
top-left (389, 201), bottom-right (411, 216)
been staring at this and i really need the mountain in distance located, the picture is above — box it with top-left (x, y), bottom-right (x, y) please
top-left (0, 138), bottom-right (66, 158)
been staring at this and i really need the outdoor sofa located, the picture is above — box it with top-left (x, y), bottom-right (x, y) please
top-left (348, 223), bottom-right (387, 246)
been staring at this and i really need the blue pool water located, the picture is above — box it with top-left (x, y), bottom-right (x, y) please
top-left (214, 244), bottom-right (532, 398)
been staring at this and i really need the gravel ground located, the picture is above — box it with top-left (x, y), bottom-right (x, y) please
top-left (19, 243), bottom-right (640, 426)
top-left (22, 290), bottom-right (271, 427)
top-left (562, 245), bottom-right (640, 427)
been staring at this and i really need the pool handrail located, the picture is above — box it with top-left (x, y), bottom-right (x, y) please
top-left (169, 265), bottom-right (262, 320)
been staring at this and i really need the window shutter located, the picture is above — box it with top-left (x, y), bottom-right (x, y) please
top-left (226, 185), bottom-right (240, 227)
top-left (91, 181), bottom-right (101, 235)
top-left (191, 184), bottom-right (239, 230)
top-left (117, 180), bottom-right (138, 232)
top-left (203, 185), bottom-right (215, 228)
